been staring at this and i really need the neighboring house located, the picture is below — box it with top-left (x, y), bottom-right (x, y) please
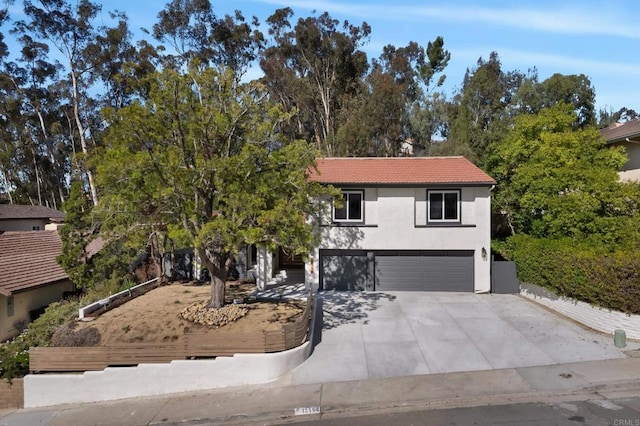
top-left (256, 156), bottom-right (496, 293)
top-left (601, 119), bottom-right (640, 181)
top-left (0, 231), bottom-right (74, 341)
top-left (0, 204), bottom-right (65, 232)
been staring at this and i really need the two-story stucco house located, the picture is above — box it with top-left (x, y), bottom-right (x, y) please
top-left (256, 156), bottom-right (496, 293)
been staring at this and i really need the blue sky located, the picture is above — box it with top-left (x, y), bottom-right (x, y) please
top-left (8, 0), bottom-right (640, 113)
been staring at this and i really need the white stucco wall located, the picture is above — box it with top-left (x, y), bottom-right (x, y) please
top-left (24, 341), bottom-right (311, 408)
top-left (256, 247), bottom-right (274, 290)
top-left (613, 141), bottom-right (640, 182)
top-left (521, 285), bottom-right (640, 340)
top-left (619, 141), bottom-right (640, 171)
top-left (0, 280), bottom-right (74, 341)
top-left (305, 186), bottom-right (492, 293)
top-left (0, 219), bottom-right (49, 232)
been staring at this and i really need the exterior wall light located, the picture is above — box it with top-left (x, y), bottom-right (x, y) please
top-left (481, 247), bottom-right (488, 260)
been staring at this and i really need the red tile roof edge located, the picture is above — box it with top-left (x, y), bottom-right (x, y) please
top-left (0, 230), bottom-right (69, 295)
top-left (308, 156), bottom-right (496, 185)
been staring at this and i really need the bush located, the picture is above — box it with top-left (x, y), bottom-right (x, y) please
top-left (502, 234), bottom-right (640, 314)
top-left (0, 299), bottom-right (80, 380)
top-left (0, 271), bottom-right (138, 380)
top-left (51, 323), bottom-right (101, 347)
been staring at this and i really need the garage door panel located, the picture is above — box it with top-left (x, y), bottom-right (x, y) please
top-left (374, 257), bottom-right (399, 290)
top-left (321, 251), bottom-right (370, 291)
top-left (375, 251), bottom-right (473, 292)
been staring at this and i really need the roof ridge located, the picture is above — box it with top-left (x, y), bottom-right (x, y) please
top-left (318, 156), bottom-right (465, 160)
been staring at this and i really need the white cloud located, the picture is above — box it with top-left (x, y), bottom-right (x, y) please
top-left (489, 48), bottom-right (640, 77)
top-left (254, 0), bottom-right (640, 39)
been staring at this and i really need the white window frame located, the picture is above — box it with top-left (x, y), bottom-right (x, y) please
top-left (333, 190), bottom-right (364, 223)
top-left (428, 190), bottom-right (461, 223)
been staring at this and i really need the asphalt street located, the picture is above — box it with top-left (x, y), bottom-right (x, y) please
top-left (296, 397), bottom-right (640, 426)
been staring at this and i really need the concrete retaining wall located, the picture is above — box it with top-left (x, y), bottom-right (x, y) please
top-left (520, 283), bottom-right (640, 340)
top-left (24, 341), bottom-right (311, 408)
top-left (78, 278), bottom-right (159, 319)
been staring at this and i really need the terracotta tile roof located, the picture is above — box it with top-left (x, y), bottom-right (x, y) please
top-left (0, 231), bottom-right (68, 296)
top-left (86, 236), bottom-right (105, 259)
top-left (601, 120), bottom-right (640, 144)
top-left (0, 204), bottom-right (65, 221)
top-left (308, 157), bottom-right (496, 185)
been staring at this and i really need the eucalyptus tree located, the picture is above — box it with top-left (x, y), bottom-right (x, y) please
top-left (447, 52), bottom-right (527, 164)
top-left (152, 0), bottom-right (264, 79)
top-left (337, 37), bottom-right (451, 156)
top-left (538, 73), bottom-right (596, 128)
top-left (13, 0), bottom-right (107, 205)
top-left (261, 8), bottom-right (370, 156)
top-left (598, 107), bottom-right (639, 128)
top-left (0, 32), bottom-right (71, 208)
top-left (95, 66), bottom-right (334, 308)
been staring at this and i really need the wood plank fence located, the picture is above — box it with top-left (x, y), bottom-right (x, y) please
top-left (30, 296), bottom-right (312, 373)
top-left (0, 379), bottom-right (23, 409)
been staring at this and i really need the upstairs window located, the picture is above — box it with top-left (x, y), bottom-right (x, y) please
top-left (428, 190), bottom-right (460, 223)
top-left (333, 190), bottom-right (364, 223)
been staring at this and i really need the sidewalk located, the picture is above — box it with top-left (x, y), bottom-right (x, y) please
top-left (2, 356), bottom-right (640, 425)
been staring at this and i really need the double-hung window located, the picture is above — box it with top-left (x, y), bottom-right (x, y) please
top-left (333, 190), bottom-right (364, 223)
top-left (428, 190), bottom-right (460, 223)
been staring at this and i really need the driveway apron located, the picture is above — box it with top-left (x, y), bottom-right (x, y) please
top-left (284, 291), bottom-right (639, 385)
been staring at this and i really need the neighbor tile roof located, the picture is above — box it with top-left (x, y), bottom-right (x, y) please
top-left (0, 231), bottom-right (68, 296)
top-left (0, 204), bottom-right (65, 221)
top-left (308, 157), bottom-right (496, 185)
top-left (601, 120), bottom-right (640, 144)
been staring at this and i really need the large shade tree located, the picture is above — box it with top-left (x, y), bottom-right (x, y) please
top-left (488, 103), bottom-right (640, 244)
top-left (95, 65), bottom-right (334, 308)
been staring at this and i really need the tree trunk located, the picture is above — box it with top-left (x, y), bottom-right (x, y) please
top-left (70, 67), bottom-right (99, 206)
top-left (197, 247), bottom-right (230, 309)
top-left (209, 272), bottom-right (226, 309)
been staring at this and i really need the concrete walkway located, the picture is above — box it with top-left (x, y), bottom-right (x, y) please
top-left (279, 291), bottom-right (639, 386)
top-left (2, 357), bottom-right (640, 425)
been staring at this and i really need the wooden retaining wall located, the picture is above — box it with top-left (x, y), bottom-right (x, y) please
top-left (30, 297), bottom-right (311, 373)
top-left (0, 379), bottom-right (23, 409)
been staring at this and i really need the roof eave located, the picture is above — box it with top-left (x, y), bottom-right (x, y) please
top-left (315, 181), bottom-right (497, 186)
top-left (1, 277), bottom-right (71, 297)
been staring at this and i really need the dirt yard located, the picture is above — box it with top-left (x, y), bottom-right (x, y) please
top-left (71, 282), bottom-right (305, 346)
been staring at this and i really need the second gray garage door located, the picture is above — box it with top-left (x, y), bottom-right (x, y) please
top-left (375, 250), bottom-right (474, 292)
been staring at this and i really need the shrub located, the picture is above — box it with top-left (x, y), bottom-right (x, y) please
top-left (51, 323), bottom-right (101, 347)
top-left (0, 299), bottom-right (80, 380)
top-left (502, 234), bottom-right (640, 314)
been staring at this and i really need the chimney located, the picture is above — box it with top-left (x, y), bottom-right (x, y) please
top-left (45, 223), bottom-right (65, 231)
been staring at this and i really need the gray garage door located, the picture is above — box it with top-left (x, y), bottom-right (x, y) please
top-left (320, 250), bottom-right (372, 291)
top-left (375, 250), bottom-right (474, 292)
top-left (320, 250), bottom-right (474, 292)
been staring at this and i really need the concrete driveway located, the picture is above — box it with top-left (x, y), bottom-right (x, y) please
top-left (282, 291), bottom-right (639, 385)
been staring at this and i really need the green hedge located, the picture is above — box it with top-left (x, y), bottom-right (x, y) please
top-left (504, 234), bottom-right (640, 315)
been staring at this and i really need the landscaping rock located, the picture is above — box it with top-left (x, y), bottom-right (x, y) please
top-left (180, 302), bottom-right (249, 327)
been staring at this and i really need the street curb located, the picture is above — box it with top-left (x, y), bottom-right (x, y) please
top-left (147, 373), bottom-right (640, 425)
